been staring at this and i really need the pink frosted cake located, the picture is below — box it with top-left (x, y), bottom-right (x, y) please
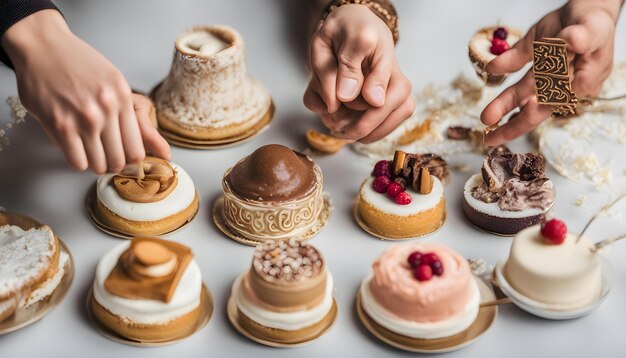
top-left (360, 243), bottom-right (479, 339)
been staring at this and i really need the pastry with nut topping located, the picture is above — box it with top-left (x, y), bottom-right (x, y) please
top-left (228, 239), bottom-right (336, 345)
top-left (93, 157), bottom-right (199, 237)
top-left (356, 150), bottom-right (448, 239)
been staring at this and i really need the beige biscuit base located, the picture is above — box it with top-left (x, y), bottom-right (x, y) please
top-left (94, 193), bottom-right (199, 237)
top-left (357, 195), bottom-right (446, 239)
top-left (89, 295), bottom-right (201, 342)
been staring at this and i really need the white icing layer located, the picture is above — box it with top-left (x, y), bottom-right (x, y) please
top-left (23, 251), bottom-right (68, 307)
top-left (233, 272), bottom-right (334, 331)
top-left (360, 275), bottom-right (480, 339)
top-left (360, 176), bottom-right (444, 216)
top-left (96, 163), bottom-right (196, 221)
top-left (93, 242), bottom-right (202, 325)
top-left (463, 174), bottom-right (550, 218)
top-left (178, 31), bottom-right (228, 56)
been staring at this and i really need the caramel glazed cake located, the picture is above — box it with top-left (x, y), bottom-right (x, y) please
top-left (463, 146), bottom-right (555, 235)
top-left (0, 225), bottom-right (69, 322)
top-left (152, 25), bottom-right (272, 141)
top-left (94, 157), bottom-right (199, 236)
top-left (231, 240), bottom-right (335, 342)
top-left (90, 238), bottom-right (203, 341)
top-left (221, 144), bottom-right (325, 242)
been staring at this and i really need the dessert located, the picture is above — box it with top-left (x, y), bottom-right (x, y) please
top-left (229, 239), bottom-right (336, 344)
top-left (0, 224), bottom-right (69, 323)
top-left (152, 25), bottom-right (273, 142)
top-left (469, 26), bottom-right (521, 85)
top-left (503, 219), bottom-right (602, 309)
top-left (306, 129), bottom-right (349, 154)
top-left (356, 150), bottom-right (448, 239)
top-left (463, 147), bottom-right (556, 235)
top-left (359, 242), bottom-right (480, 339)
top-left (219, 144), bottom-right (326, 243)
top-left (93, 157), bottom-right (199, 237)
top-left (90, 238), bottom-right (204, 342)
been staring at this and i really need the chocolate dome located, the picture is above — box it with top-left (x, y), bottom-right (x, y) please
top-left (226, 144), bottom-right (316, 201)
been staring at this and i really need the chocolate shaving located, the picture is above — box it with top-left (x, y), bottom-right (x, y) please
top-left (391, 150), bottom-right (448, 193)
top-left (447, 126), bottom-right (472, 140)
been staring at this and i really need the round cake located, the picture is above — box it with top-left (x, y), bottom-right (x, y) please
top-left (221, 144), bottom-right (325, 242)
top-left (94, 157), bottom-right (199, 236)
top-left (152, 25), bottom-right (272, 141)
top-left (230, 239), bottom-right (335, 342)
top-left (463, 148), bottom-right (555, 235)
top-left (90, 238), bottom-right (203, 341)
top-left (357, 150), bottom-right (447, 238)
top-left (503, 221), bottom-right (602, 309)
top-left (468, 25), bottom-right (521, 85)
top-left (360, 242), bottom-right (479, 339)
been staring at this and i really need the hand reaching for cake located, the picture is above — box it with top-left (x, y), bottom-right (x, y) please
top-left (1, 10), bottom-right (170, 174)
top-left (304, 2), bottom-right (414, 143)
top-left (480, 0), bottom-right (622, 146)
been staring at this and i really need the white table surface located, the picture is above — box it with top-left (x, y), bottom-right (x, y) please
top-left (1, 1), bottom-right (626, 357)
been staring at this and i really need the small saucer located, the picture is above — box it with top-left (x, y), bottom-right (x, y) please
top-left (86, 283), bottom-right (213, 346)
top-left (85, 183), bottom-right (198, 239)
top-left (0, 212), bottom-right (75, 335)
top-left (352, 201), bottom-right (446, 240)
top-left (493, 259), bottom-right (612, 320)
top-left (212, 194), bottom-right (332, 246)
top-left (157, 102), bottom-right (274, 149)
top-left (356, 277), bottom-right (497, 353)
top-left (227, 294), bottom-right (338, 347)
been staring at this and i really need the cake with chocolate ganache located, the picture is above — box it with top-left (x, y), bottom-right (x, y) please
top-left (468, 25), bottom-right (521, 85)
top-left (359, 242), bottom-right (479, 339)
top-left (463, 146), bottom-right (555, 235)
top-left (94, 157), bottom-right (199, 236)
top-left (230, 239), bottom-right (335, 343)
top-left (221, 144), bottom-right (325, 242)
top-left (357, 150), bottom-right (448, 239)
top-left (90, 238), bottom-right (203, 342)
top-left (503, 218), bottom-right (602, 309)
top-left (152, 25), bottom-right (272, 141)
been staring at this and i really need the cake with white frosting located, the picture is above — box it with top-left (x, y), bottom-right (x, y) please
top-left (152, 25), bottom-right (272, 141)
top-left (90, 238), bottom-right (203, 341)
top-left (94, 157), bottom-right (199, 236)
top-left (357, 150), bottom-right (448, 238)
top-left (468, 25), bottom-right (521, 85)
top-left (230, 239), bottom-right (335, 343)
top-left (360, 242), bottom-right (479, 339)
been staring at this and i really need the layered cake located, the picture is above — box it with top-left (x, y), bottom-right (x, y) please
top-left (360, 243), bottom-right (480, 339)
top-left (463, 147), bottom-right (555, 235)
top-left (221, 144), bottom-right (325, 242)
top-left (0, 225), bottom-right (69, 322)
top-left (503, 219), bottom-right (602, 309)
top-left (94, 157), bottom-right (199, 236)
top-left (357, 150), bottom-right (448, 238)
top-left (152, 25), bottom-right (272, 141)
top-left (90, 238), bottom-right (203, 341)
top-left (230, 239), bottom-right (335, 343)
top-left (469, 26), bottom-right (521, 85)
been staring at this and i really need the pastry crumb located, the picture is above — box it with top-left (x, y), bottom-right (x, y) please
top-left (575, 195), bottom-right (587, 207)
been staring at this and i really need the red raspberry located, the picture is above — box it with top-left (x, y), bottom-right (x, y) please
top-left (373, 176), bottom-right (391, 193)
top-left (386, 182), bottom-right (403, 198)
top-left (490, 38), bottom-right (510, 55)
top-left (395, 191), bottom-right (412, 205)
top-left (414, 264), bottom-right (433, 281)
top-left (431, 260), bottom-right (444, 276)
top-left (372, 160), bottom-right (392, 178)
top-left (421, 252), bottom-right (440, 265)
top-left (407, 251), bottom-right (423, 268)
top-left (540, 218), bottom-right (567, 245)
top-left (493, 27), bottom-right (508, 40)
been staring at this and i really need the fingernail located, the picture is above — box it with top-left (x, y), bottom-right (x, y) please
top-left (338, 78), bottom-right (358, 99)
top-left (369, 86), bottom-right (385, 106)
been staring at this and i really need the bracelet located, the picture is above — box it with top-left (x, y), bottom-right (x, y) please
top-left (321, 0), bottom-right (399, 43)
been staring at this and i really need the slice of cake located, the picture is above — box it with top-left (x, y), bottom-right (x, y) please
top-left (468, 26), bottom-right (521, 85)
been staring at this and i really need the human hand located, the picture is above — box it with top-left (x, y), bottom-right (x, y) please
top-left (303, 4), bottom-right (414, 143)
top-left (1, 10), bottom-right (170, 173)
top-left (481, 0), bottom-right (621, 146)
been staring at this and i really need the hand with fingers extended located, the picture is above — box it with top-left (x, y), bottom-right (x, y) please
top-left (303, 3), bottom-right (414, 144)
top-left (481, 0), bottom-right (623, 146)
top-left (1, 10), bottom-right (170, 173)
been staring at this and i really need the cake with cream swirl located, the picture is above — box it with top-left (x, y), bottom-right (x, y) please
top-left (220, 144), bottom-right (325, 243)
top-left (94, 157), bottom-right (199, 236)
